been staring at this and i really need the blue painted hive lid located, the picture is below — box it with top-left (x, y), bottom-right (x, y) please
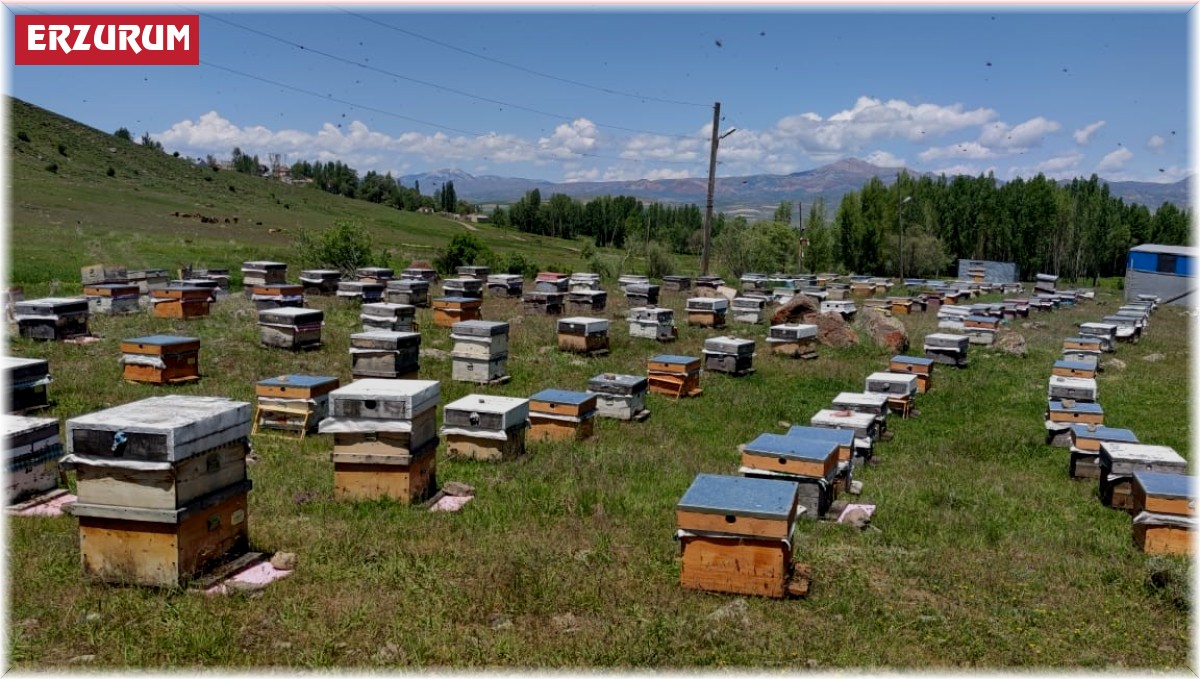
top-left (1133, 471), bottom-right (1193, 500)
top-left (891, 355), bottom-right (934, 367)
top-left (1054, 360), bottom-right (1095, 371)
top-left (650, 354), bottom-right (698, 365)
top-left (125, 334), bottom-right (198, 345)
top-left (677, 473), bottom-right (798, 519)
top-left (785, 425), bottom-right (855, 445)
top-left (744, 433), bottom-right (837, 461)
top-left (1070, 424), bottom-right (1138, 442)
top-left (258, 375), bottom-right (338, 388)
top-left (530, 389), bottom-right (594, 406)
top-left (1048, 400), bottom-right (1104, 414)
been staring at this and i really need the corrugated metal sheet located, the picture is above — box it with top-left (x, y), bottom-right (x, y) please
top-left (1124, 269), bottom-right (1197, 307)
top-left (1130, 244), bottom-right (1198, 257)
top-left (955, 259), bottom-right (1018, 283)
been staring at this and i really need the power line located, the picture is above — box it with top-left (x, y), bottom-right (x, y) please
top-left (195, 11), bottom-right (706, 142)
top-left (340, 9), bottom-right (711, 110)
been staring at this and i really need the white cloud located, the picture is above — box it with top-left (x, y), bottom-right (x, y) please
top-left (1004, 152), bottom-right (1084, 181)
top-left (643, 167), bottom-right (694, 180)
top-left (1102, 165), bottom-right (1189, 183)
top-left (536, 118), bottom-right (603, 159)
top-left (865, 150), bottom-right (904, 167)
top-left (1073, 120), bottom-right (1105, 144)
top-left (1096, 147), bottom-right (1133, 171)
top-left (1147, 135), bottom-right (1166, 151)
top-left (774, 96), bottom-right (996, 153)
top-left (978, 116), bottom-right (1061, 150)
top-left (928, 164), bottom-right (995, 178)
top-left (918, 142), bottom-right (996, 162)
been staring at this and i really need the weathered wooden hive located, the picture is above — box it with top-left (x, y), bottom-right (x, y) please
top-left (336, 281), bottom-right (385, 305)
top-left (626, 283), bottom-right (661, 307)
top-left (298, 269), bottom-right (342, 296)
top-left (918, 292), bottom-right (942, 310)
top-left (251, 283), bottom-right (305, 310)
top-left (5, 414), bottom-right (62, 504)
top-left (568, 273), bottom-right (602, 292)
top-left (768, 323), bottom-right (818, 359)
top-left (443, 277), bottom-right (484, 299)
top-left (557, 317), bottom-right (610, 355)
top-left (923, 333), bottom-right (969, 367)
top-left (456, 265), bottom-right (491, 280)
top-left (740, 273), bottom-right (768, 294)
top-left (126, 269), bottom-right (170, 295)
top-left (400, 267), bottom-right (438, 283)
top-left (686, 297), bottom-right (729, 328)
top-left (865, 372), bottom-right (918, 414)
top-left (63, 395), bottom-right (253, 587)
top-left (662, 275), bottom-right (692, 292)
top-left (963, 315), bottom-right (999, 345)
top-left (521, 290), bottom-right (565, 316)
top-left (241, 261), bottom-right (287, 295)
top-left (646, 354), bottom-right (702, 398)
top-left (1052, 359), bottom-right (1097, 379)
top-left (1101, 315), bottom-right (1141, 342)
top-left (1048, 375), bottom-right (1098, 403)
top-left (888, 355), bottom-right (934, 393)
top-left (81, 263), bottom-right (128, 286)
top-left (888, 296), bottom-right (915, 315)
top-left (1068, 424), bottom-right (1138, 480)
top-left (566, 289), bottom-right (608, 313)
top-left (258, 307), bottom-right (324, 351)
top-left (361, 303), bottom-right (417, 333)
top-left (151, 287), bottom-right (210, 320)
top-left (4, 356), bottom-right (52, 413)
top-left (15, 298), bottom-right (90, 340)
top-left (1098, 442), bottom-right (1185, 511)
top-left (441, 394), bottom-right (529, 462)
top-left (386, 279), bottom-right (430, 307)
top-left (1034, 273), bottom-right (1058, 295)
top-left (739, 433), bottom-right (839, 520)
top-left (694, 275), bottom-right (724, 297)
top-left (450, 320), bottom-right (509, 384)
top-left (702, 336), bottom-right (755, 376)
top-left (349, 330), bottom-right (421, 379)
top-left (528, 389), bottom-right (597, 442)
top-left (253, 375), bottom-right (339, 437)
top-left (191, 268), bottom-right (231, 292)
top-left (784, 424), bottom-right (855, 491)
top-left (675, 474), bottom-right (806, 599)
top-left (83, 283), bottom-right (140, 315)
top-left (618, 274), bottom-right (650, 293)
top-left (809, 409), bottom-right (876, 460)
top-left (586, 373), bottom-right (649, 421)
top-left (732, 297), bottom-right (767, 324)
top-left (356, 267), bottom-right (394, 285)
top-left (319, 379), bottom-right (440, 503)
top-left (534, 272), bottom-right (570, 293)
top-left (172, 279), bottom-right (221, 303)
top-left (486, 274), bottom-right (523, 298)
top-left (1130, 471), bottom-right (1195, 555)
top-left (849, 282), bottom-right (874, 298)
top-left (820, 299), bottom-right (857, 321)
top-left (1078, 323), bottom-right (1117, 352)
top-left (120, 335), bottom-right (200, 385)
top-left (432, 296), bottom-right (483, 327)
top-left (1044, 400), bottom-right (1104, 447)
top-left (628, 306), bottom-right (676, 341)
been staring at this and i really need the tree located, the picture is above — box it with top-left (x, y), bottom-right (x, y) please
top-left (114, 127), bottom-right (132, 141)
top-left (231, 147), bottom-right (259, 175)
top-left (140, 132), bottom-right (163, 152)
top-left (294, 220), bottom-right (386, 273)
top-left (773, 200), bottom-right (793, 225)
top-left (434, 233), bottom-right (491, 274)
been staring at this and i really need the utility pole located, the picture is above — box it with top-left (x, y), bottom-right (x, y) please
top-left (796, 200), bottom-right (804, 273)
top-left (701, 101), bottom-right (721, 276)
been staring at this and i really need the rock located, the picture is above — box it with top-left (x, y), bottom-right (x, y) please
top-left (246, 452), bottom-right (261, 466)
top-left (806, 659), bottom-right (819, 669)
top-left (1021, 321), bottom-right (1045, 330)
top-left (85, 612), bottom-right (102, 623)
top-left (441, 481), bottom-right (475, 497)
top-left (488, 614), bottom-right (513, 630)
top-left (708, 598), bottom-right (750, 625)
top-left (227, 579), bottom-right (267, 593)
top-left (849, 480), bottom-right (864, 495)
top-left (293, 490), bottom-right (319, 505)
top-left (1102, 358), bottom-right (1126, 371)
top-left (814, 312), bottom-right (859, 348)
top-left (854, 307), bottom-right (909, 353)
top-left (777, 420), bottom-right (791, 429)
top-left (270, 552), bottom-right (298, 571)
top-left (770, 294), bottom-right (819, 325)
top-left (373, 642), bottom-right (401, 663)
top-left (68, 655), bottom-right (97, 664)
top-left (1143, 353), bottom-right (1166, 362)
top-left (841, 507), bottom-right (872, 530)
top-left (994, 330), bottom-right (1027, 356)
top-left (551, 613), bottom-right (581, 633)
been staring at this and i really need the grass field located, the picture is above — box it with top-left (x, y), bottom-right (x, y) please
top-left (4, 285), bottom-right (1192, 670)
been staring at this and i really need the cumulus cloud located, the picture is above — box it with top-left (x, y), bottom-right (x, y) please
top-left (1097, 147), bottom-right (1133, 171)
top-left (773, 96), bottom-right (996, 153)
top-left (978, 116), bottom-right (1061, 150)
top-left (1073, 120), bottom-right (1105, 144)
top-left (929, 163), bottom-right (995, 178)
top-left (865, 150), bottom-right (905, 167)
top-left (536, 118), bottom-right (603, 159)
top-left (1147, 135), bottom-right (1166, 151)
top-left (918, 142), bottom-right (996, 162)
top-left (1004, 152), bottom-right (1084, 181)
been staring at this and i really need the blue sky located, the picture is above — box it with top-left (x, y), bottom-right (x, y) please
top-left (5, 4), bottom-right (1192, 185)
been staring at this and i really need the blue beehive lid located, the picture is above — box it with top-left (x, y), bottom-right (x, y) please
top-left (650, 354), bottom-right (698, 365)
top-left (436, 296), bottom-right (480, 304)
top-left (744, 433), bottom-right (837, 462)
top-left (1133, 471), bottom-right (1193, 500)
top-left (677, 474), bottom-right (798, 520)
top-left (891, 355), bottom-right (935, 367)
top-left (258, 375), bottom-right (338, 389)
top-left (1048, 400), bottom-right (1104, 415)
top-left (125, 334), bottom-right (197, 346)
top-left (785, 425), bottom-right (855, 446)
top-left (966, 315), bottom-right (998, 324)
top-left (1070, 424), bottom-right (1138, 443)
top-left (1064, 336), bottom-right (1101, 345)
top-left (529, 389), bottom-right (594, 406)
top-left (1054, 360), bottom-right (1095, 372)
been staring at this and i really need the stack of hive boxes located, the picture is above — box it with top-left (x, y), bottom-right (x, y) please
top-left (386, 279), bottom-right (430, 307)
top-left (568, 273), bottom-right (601, 292)
top-left (441, 394), bottom-right (529, 462)
top-left (241, 261), bottom-right (287, 296)
top-left (628, 306), bottom-right (676, 342)
top-left (522, 289), bottom-right (565, 315)
top-left (1034, 272), bottom-right (1058, 296)
top-left (662, 276), bottom-right (691, 292)
top-left (702, 336), bottom-right (755, 376)
top-left (349, 331), bottom-right (421, 379)
top-left (15, 298), bottom-right (90, 340)
top-left (401, 267), bottom-right (438, 283)
top-left (557, 317), bottom-right (610, 356)
top-left (731, 297), bottom-right (766, 324)
top-left (319, 379), bottom-right (440, 503)
top-left (298, 269), bottom-right (342, 296)
top-left (686, 297), bottom-right (728, 328)
top-left (586, 373), bottom-right (649, 421)
top-left (1077, 322), bottom-right (1117, 353)
top-left (534, 272), bottom-right (570, 293)
top-left (63, 396), bottom-right (253, 587)
top-left (694, 275), bottom-right (724, 297)
top-left (486, 274), bottom-right (523, 298)
top-left (963, 314), bottom-right (1000, 346)
top-left (432, 296), bottom-right (483, 328)
top-left (5, 414), bottom-right (62, 504)
top-left (1098, 442), bottom-right (1187, 510)
top-left (739, 433), bottom-right (840, 520)
top-left (924, 333), bottom-right (969, 368)
top-left (337, 281), bottom-right (385, 304)
top-left (528, 389), bottom-right (597, 442)
top-left (4, 356), bottom-right (52, 413)
top-left (120, 335), bottom-right (201, 385)
top-left (865, 371), bottom-right (918, 417)
top-left (618, 274), bottom-right (649, 292)
top-left (253, 375), bottom-right (339, 438)
top-left (768, 323), bottom-right (818, 359)
top-left (888, 355), bottom-right (934, 393)
top-left (626, 283), bottom-right (660, 307)
top-left (258, 307), bottom-right (324, 351)
top-left (251, 283), bottom-right (304, 310)
top-left (1130, 470), bottom-right (1194, 555)
top-left (361, 303), bottom-right (416, 333)
top-left (647, 354), bottom-right (702, 398)
top-left (450, 321), bottom-right (509, 384)
top-left (443, 277), bottom-right (483, 299)
top-left (83, 283), bottom-right (140, 315)
top-left (172, 279), bottom-right (220, 304)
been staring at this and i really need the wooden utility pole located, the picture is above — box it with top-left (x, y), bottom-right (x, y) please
top-left (701, 101), bottom-right (721, 276)
top-left (796, 201), bottom-right (803, 273)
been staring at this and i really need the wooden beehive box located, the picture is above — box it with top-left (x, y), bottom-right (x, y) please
top-left (521, 290), bottom-right (565, 315)
top-left (1078, 322), bottom-right (1117, 345)
top-left (810, 409), bottom-right (877, 455)
top-left (401, 267), bottom-right (438, 283)
top-left (356, 267), bottom-right (394, 284)
top-left (1131, 472), bottom-right (1194, 555)
top-left (628, 306), bottom-right (676, 341)
top-left (662, 275), bottom-right (692, 292)
top-left (785, 425), bottom-right (854, 464)
top-left (349, 331), bottom-right (421, 379)
top-left (849, 282), bottom-right (873, 298)
top-left (322, 378), bottom-right (441, 454)
top-left (298, 269), bottom-right (342, 295)
top-left (647, 354), bottom-right (702, 398)
top-left (258, 307), bottom-right (323, 351)
top-left (1052, 359), bottom-right (1097, 379)
top-left (566, 289), bottom-right (608, 313)
top-left (888, 355), bottom-right (934, 393)
top-left (337, 281), bottom-right (385, 305)
top-left (686, 297), bottom-right (729, 328)
top-left (150, 287), bottom-right (210, 320)
top-left (702, 336), bottom-right (755, 375)
top-left (534, 272), bottom-right (570, 293)
top-left (254, 375), bottom-right (339, 436)
top-left (1098, 442), bottom-right (1185, 510)
top-left (443, 277), bottom-right (484, 299)
top-left (741, 433), bottom-right (838, 480)
top-left (618, 274), bottom-right (650, 292)
top-left (1101, 315), bottom-right (1140, 342)
top-left (81, 263), bottom-right (129, 286)
top-left (820, 299), bottom-right (857, 320)
top-left (1068, 425), bottom-right (1138, 480)
top-left (5, 414), bottom-right (62, 504)
top-left (386, 279), bottom-right (430, 307)
top-left (767, 323), bottom-right (818, 358)
top-left (4, 356), bottom-right (52, 413)
top-left (249, 283), bottom-right (304, 310)
top-left (1063, 336), bottom-right (1103, 353)
top-left (431, 297), bottom-right (481, 327)
top-left (241, 261), bottom-right (287, 291)
top-left (486, 274), bottom-right (523, 298)
top-left (457, 265), bottom-right (491, 280)
top-left (330, 438), bottom-right (437, 504)
top-left (361, 303), bottom-right (417, 333)
top-left (586, 373), bottom-right (649, 421)
top-left (83, 284), bottom-right (140, 315)
top-left (888, 297), bottom-right (915, 315)
top-left (528, 389), bottom-right (597, 442)
top-left (171, 279), bottom-right (220, 303)
top-left (568, 273), bottom-right (601, 292)
top-left (964, 315), bottom-right (999, 331)
top-left (126, 269), bottom-right (170, 295)
top-left (832, 392), bottom-right (890, 420)
top-left (120, 335), bottom-right (201, 385)
top-left (731, 297), bottom-right (766, 324)
top-left (441, 394), bottom-right (530, 462)
top-left (451, 321), bottom-right (509, 359)
top-left (557, 317), bottom-right (610, 354)
top-left (626, 283), bottom-right (661, 307)
top-left (1049, 376), bottom-right (1097, 403)
top-left (1046, 400), bottom-right (1104, 426)
top-left (924, 333), bottom-right (969, 367)
top-left (15, 297), bottom-right (91, 340)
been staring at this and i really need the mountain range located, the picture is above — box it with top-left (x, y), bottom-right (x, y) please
top-left (402, 158), bottom-right (1191, 219)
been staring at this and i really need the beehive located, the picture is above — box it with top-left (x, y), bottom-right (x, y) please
top-left (241, 261), bottom-right (287, 294)
top-left (820, 299), bottom-right (857, 320)
top-left (618, 274), bottom-right (650, 292)
top-left (356, 267), bottom-right (394, 284)
top-left (534, 272), bottom-right (570, 293)
top-left (298, 269), bottom-right (342, 295)
top-left (83, 284), bottom-right (140, 315)
top-left (521, 290), bottom-right (565, 316)
top-left (401, 267), bottom-right (438, 283)
top-left (887, 355), bottom-right (934, 393)
top-left (1052, 359), bottom-right (1097, 379)
top-left (258, 307), bottom-right (323, 351)
top-left (739, 434), bottom-right (839, 519)
top-left (1078, 323), bottom-right (1117, 352)
top-left (486, 274), bottom-right (523, 298)
top-left (557, 317), bottom-right (610, 355)
top-left (528, 389), bottom-right (597, 442)
top-left (662, 276), bottom-right (692, 292)
top-left (586, 373), bottom-right (649, 421)
top-left (686, 297), bottom-right (728, 328)
top-left (676, 474), bottom-right (803, 598)
top-left (15, 297), bottom-right (90, 340)
top-left (1048, 376), bottom-right (1097, 403)
top-left (566, 289), bottom-right (608, 313)
top-left (1063, 336), bottom-right (1103, 353)
top-left (349, 331), bottom-right (421, 379)
top-left (1045, 400), bottom-right (1104, 447)
top-left (81, 263), bottom-right (128, 286)
top-left (253, 375), bottom-right (339, 436)
top-left (810, 409), bottom-right (877, 459)
top-left (831, 392), bottom-right (890, 421)
top-left (731, 297), bottom-right (766, 324)
top-left (785, 425), bottom-right (854, 465)
top-left (888, 297), bottom-right (915, 315)
top-left (694, 275), bottom-right (724, 295)
top-left (432, 296), bottom-right (483, 327)
top-left (647, 355), bottom-right (702, 398)
top-left (443, 277), bottom-right (484, 299)
top-left (386, 279), bottom-right (430, 307)
top-left (64, 396), bottom-right (253, 587)
top-left (702, 336), bottom-right (755, 376)
top-left (568, 273), bottom-right (601, 292)
top-left (441, 394), bottom-right (529, 462)
top-left (456, 265), bottom-right (491, 280)
top-left (766, 323), bottom-right (818, 359)
top-left (1131, 471), bottom-right (1195, 555)
top-left (923, 333), bottom-right (969, 367)
top-left (171, 279), bottom-right (220, 303)
top-left (1068, 425), bottom-right (1138, 479)
top-left (126, 269), bottom-right (170, 295)
top-left (1098, 442), bottom-right (1185, 510)
top-left (626, 283), bottom-right (661, 307)
top-left (628, 306), bottom-right (676, 341)
top-left (5, 414), bottom-right (62, 503)
top-left (361, 303), bottom-right (417, 333)
top-left (1101, 315), bottom-right (1141, 342)
top-left (337, 281), bottom-right (385, 304)
top-left (120, 336), bottom-right (201, 385)
top-left (4, 356), bottom-right (52, 413)
top-left (451, 321), bottom-right (509, 384)
top-left (150, 287), bottom-right (210, 320)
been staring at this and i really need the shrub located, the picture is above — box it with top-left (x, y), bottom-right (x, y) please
top-left (17, 131), bottom-right (30, 143)
top-left (45, 162), bottom-right (58, 173)
top-left (57, 143), bottom-right (67, 156)
top-left (106, 166), bottom-right (115, 177)
top-left (644, 240), bottom-right (673, 279)
top-left (433, 233), bottom-right (491, 275)
top-left (294, 220), bottom-right (385, 273)
top-left (114, 127), bottom-right (132, 142)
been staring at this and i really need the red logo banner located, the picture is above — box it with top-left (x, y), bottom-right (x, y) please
top-left (14, 15), bottom-right (199, 66)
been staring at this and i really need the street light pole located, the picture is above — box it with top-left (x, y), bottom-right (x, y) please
top-left (899, 195), bottom-right (912, 280)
